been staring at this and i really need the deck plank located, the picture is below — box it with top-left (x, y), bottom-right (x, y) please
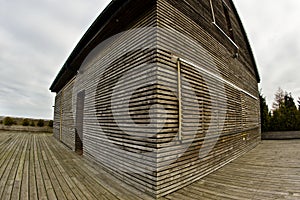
top-left (33, 135), bottom-right (48, 200)
top-left (43, 138), bottom-right (89, 200)
top-left (0, 133), bottom-right (20, 198)
top-left (0, 132), bottom-right (300, 200)
top-left (164, 140), bottom-right (300, 200)
top-left (2, 135), bottom-right (26, 200)
top-left (20, 135), bottom-right (30, 200)
top-left (40, 136), bottom-right (77, 200)
top-left (36, 136), bottom-right (57, 200)
top-left (38, 136), bottom-right (67, 200)
top-left (42, 135), bottom-right (120, 200)
top-left (11, 137), bottom-right (28, 200)
top-left (29, 134), bottom-right (38, 200)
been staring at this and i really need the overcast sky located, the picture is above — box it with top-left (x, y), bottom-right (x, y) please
top-left (0, 0), bottom-right (300, 119)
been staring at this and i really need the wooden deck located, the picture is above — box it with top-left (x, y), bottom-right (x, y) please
top-left (1, 131), bottom-right (300, 200)
top-left (164, 140), bottom-right (300, 200)
top-left (0, 131), bottom-right (152, 200)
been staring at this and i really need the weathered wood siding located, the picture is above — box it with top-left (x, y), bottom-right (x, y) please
top-left (53, 93), bottom-right (62, 140)
top-left (154, 0), bottom-right (260, 197)
top-left (53, 79), bottom-right (75, 150)
top-left (52, 0), bottom-right (260, 198)
top-left (74, 6), bottom-right (160, 197)
top-left (61, 80), bottom-right (75, 150)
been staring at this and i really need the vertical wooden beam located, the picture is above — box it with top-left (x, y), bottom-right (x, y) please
top-left (177, 59), bottom-right (182, 141)
top-left (210, 0), bottom-right (216, 23)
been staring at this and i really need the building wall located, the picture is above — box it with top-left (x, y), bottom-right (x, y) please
top-left (53, 0), bottom-right (260, 198)
top-left (53, 93), bottom-right (61, 140)
top-left (154, 0), bottom-right (260, 197)
top-left (61, 80), bottom-right (76, 150)
top-left (53, 79), bottom-right (76, 150)
top-left (73, 6), bottom-right (160, 196)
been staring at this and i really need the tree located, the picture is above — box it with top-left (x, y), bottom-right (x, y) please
top-left (37, 119), bottom-right (44, 127)
top-left (272, 87), bottom-right (284, 111)
top-left (298, 97), bottom-right (300, 111)
top-left (270, 109), bottom-right (282, 131)
top-left (270, 91), bottom-right (300, 131)
top-left (22, 118), bottom-right (30, 126)
top-left (283, 93), bottom-right (298, 130)
top-left (3, 117), bottom-right (15, 126)
top-left (259, 91), bottom-right (271, 132)
top-left (48, 120), bottom-right (53, 128)
top-left (30, 121), bottom-right (35, 127)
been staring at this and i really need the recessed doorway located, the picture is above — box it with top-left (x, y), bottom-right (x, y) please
top-left (75, 90), bottom-right (85, 155)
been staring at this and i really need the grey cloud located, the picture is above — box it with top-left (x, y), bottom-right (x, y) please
top-left (0, 0), bottom-right (111, 119)
top-left (233, 0), bottom-right (300, 107)
top-left (1, 0), bottom-right (300, 118)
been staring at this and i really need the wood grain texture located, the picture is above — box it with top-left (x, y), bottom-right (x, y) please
top-left (154, 0), bottom-right (260, 197)
top-left (51, 0), bottom-right (260, 198)
top-left (0, 132), bottom-right (154, 200)
top-left (1, 133), bottom-right (299, 199)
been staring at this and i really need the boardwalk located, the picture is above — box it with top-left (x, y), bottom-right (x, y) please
top-left (164, 140), bottom-right (300, 200)
top-left (0, 131), bottom-right (151, 200)
top-left (0, 131), bottom-right (300, 200)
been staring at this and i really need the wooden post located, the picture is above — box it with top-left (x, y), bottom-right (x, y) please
top-left (177, 59), bottom-right (182, 141)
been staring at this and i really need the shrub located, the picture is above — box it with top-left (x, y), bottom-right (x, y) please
top-left (22, 118), bottom-right (30, 126)
top-left (3, 117), bottom-right (14, 126)
top-left (37, 119), bottom-right (44, 127)
top-left (30, 121), bottom-right (35, 127)
top-left (0, 120), bottom-right (3, 124)
top-left (48, 120), bottom-right (53, 128)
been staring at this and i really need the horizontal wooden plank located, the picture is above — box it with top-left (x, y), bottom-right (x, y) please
top-left (1, 132), bottom-right (299, 200)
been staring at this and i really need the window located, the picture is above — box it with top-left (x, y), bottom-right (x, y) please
top-left (210, 0), bottom-right (239, 55)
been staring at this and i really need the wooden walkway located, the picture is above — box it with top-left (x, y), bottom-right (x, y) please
top-left (164, 140), bottom-right (300, 200)
top-left (1, 131), bottom-right (300, 200)
top-left (0, 131), bottom-right (152, 200)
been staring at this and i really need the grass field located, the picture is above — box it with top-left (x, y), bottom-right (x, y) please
top-left (0, 125), bottom-right (53, 133)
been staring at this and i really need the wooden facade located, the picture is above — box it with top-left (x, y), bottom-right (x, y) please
top-left (50, 0), bottom-right (260, 198)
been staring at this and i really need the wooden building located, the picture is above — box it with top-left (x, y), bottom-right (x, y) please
top-left (50, 0), bottom-right (260, 198)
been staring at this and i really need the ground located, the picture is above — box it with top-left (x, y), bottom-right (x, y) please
top-left (0, 131), bottom-right (299, 200)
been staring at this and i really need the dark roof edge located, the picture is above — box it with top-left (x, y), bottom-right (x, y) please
top-left (50, 0), bottom-right (127, 92)
top-left (50, 0), bottom-right (260, 93)
top-left (230, 1), bottom-right (260, 83)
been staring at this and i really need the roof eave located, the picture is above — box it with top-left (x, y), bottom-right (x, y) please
top-left (50, 0), bottom-right (131, 92)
